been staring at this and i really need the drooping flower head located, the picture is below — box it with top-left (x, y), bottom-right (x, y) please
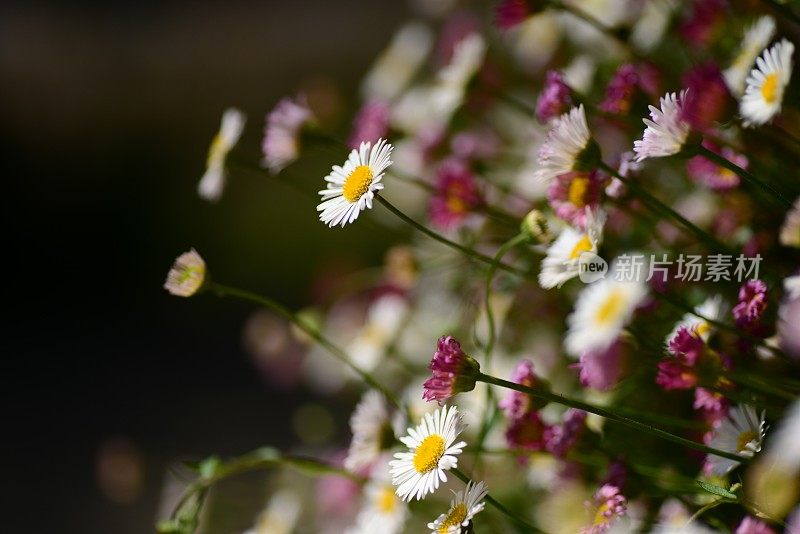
top-left (535, 105), bottom-right (596, 183)
top-left (317, 139), bottom-right (393, 227)
top-left (261, 95), bottom-right (312, 175)
top-left (741, 39), bottom-right (795, 128)
top-left (423, 336), bottom-right (481, 404)
top-left (390, 405), bottom-right (467, 501)
top-left (724, 16), bottom-right (776, 96)
top-left (198, 108), bottom-right (246, 201)
top-left (345, 390), bottom-right (393, 472)
top-left (686, 140), bottom-right (747, 191)
top-left (599, 64), bottom-right (639, 115)
top-left (707, 405), bottom-right (766, 475)
top-left (633, 90), bottom-right (691, 162)
top-left (733, 279), bottom-right (768, 329)
top-left (547, 170), bottom-right (605, 230)
top-left (580, 484), bottom-right (627, 534)
top-left (428, 159), bottom-right (484, 231)
top-left (164, 249), bottom-right (206, 297)
top-left (349, 100), bottom-right (390, 149)
top-left (536, 70), bottom-right (572, 123)
top-left (427, 480), bottom-right (488, 534)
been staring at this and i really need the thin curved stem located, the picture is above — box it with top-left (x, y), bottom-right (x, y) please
top-left (597, 161), bottom-right (734, 254)
top-left (209, 282), bottom-right (403, 410)
top-left (476, 372), bottom-right (749, 463)
top-left (376, 195), bottom-right (529, 278)
top-left (451, 467), bottom-right (543, 533)
top-left (476, 234), bottom-right (529, 451)
top-left (696, 144), bottom-right (793, 209)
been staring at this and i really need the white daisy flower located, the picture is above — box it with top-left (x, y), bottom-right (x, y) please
top-left (389, 405), bottom-right (467, 501)
top-left (164, 249), bottom-right (206, 297)
top-left (724, 16), bottom-right (776, 97)
top-left (565, 265), bottom-right (649, 356)
top-left (430, 33), bottom-right (486, 121)
top-left (664, 295), bottom-right (725, 345)
top-left (361, 22), bottom-right (433, 102)
top-left (780, 197), bottom-right (800, 248)
top-left (198, 108), bottom-right (246, 202)
top-left (427, 480), bottom-right (488, 534)
top-left (345, 390), bottom-right (392, 472)
top-left (317, 139), bottom-right (393, 228)
top-left (348, 294), bottom-right (409, 372)
top-left (539, 209), bottom-right (606, 289)
top-left (707, 404), bottom-right (766, 475)
top-left (534, 105), bottom-right (592, 183)
top-left (347, 462), bottom-right (409, 534)
top-left (633, 90), bottom-right (690, 162)
top-left (740, 39), bottom-right (795, 128)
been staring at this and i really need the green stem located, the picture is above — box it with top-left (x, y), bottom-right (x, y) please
top-left (209, 282), bottom-right (403, 410)
top-left (696, 144), bottom-right (793, 209)
top-left (451, 467), bottom-right (543, 533)
top-left (476, 372), bottom-right (749, 463)
top-left (598, 161), bottom-right (733, 254)
top-left (376, 195), bottom-right (529, 278)
top-left (476, 234), bottom-right (529, 451)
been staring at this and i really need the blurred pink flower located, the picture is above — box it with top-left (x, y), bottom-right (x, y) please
top-left (536, 71), bottom-right (572, 123)
top-left (348, 100), bottom-right (390, 149)
top-left (423, 335), bottom-right (480, 403)
top-left (733, 280), bottom-right (768, 329)
top-left (428, 159), bottom-right (484, 231)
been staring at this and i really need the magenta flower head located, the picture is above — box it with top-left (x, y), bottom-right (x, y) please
top-left (423, 336), bottom-right (481, 404)
top-left (544, 409), bottom-right (587, 458)
top-left (499, 359), bottom-right (549, 419)
top-left (536, 70), bottom-right (572, 123)
top-left (687, 140), bottom-right (747, 191)
top-left (733, 279), bottom-right (768, 328)
top-left (680, 62), bottom-right (731, 132)
top-left (547, 170), bottom-right (605, 230)
top-left (575, 340), bottom-right (625, 391)
top-left (505, 410), bottom-right (547, 451)
top-left (495, 0), bottom-right (536, 30)
top-left (428, 159), bottom-right (484, 231)
top-left (735, 516), bottom-right (777, 534)
top-left (599, 64), bottom-right (639, 115)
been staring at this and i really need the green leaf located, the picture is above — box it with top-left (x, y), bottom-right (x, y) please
top-left (696, 480), bottom-right (738, 500)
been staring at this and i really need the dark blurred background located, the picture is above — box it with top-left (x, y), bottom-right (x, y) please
top-left (3, 1), bottom-right (415, 531)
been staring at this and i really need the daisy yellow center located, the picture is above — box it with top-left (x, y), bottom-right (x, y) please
top-left (376, 486), bottom-right (397, 514)
top-left (594, 502), bottom-right (610, 526)
top-left (568, 176), bottom-right (590, 207)
top-left (737, 430), bottom-right (758, 452)
top-left (761, 73), bottom-right (779, 103)
top-left (343, 165), bottom-right (374, 203)
top-left (446, 196), bottom-right (469, 214)
top-left (207, 133), bottom-right (228, 166)
top-left (695, 321), bottom-right (710, 338)
top-left (438, 503), bottom-right (468, 533)
top-left (413, 434), bottom-right (446, 473)
top-left (569, 235), bottom-right (593, 260)
top-left (595, 290), bottom-right (625, 326)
